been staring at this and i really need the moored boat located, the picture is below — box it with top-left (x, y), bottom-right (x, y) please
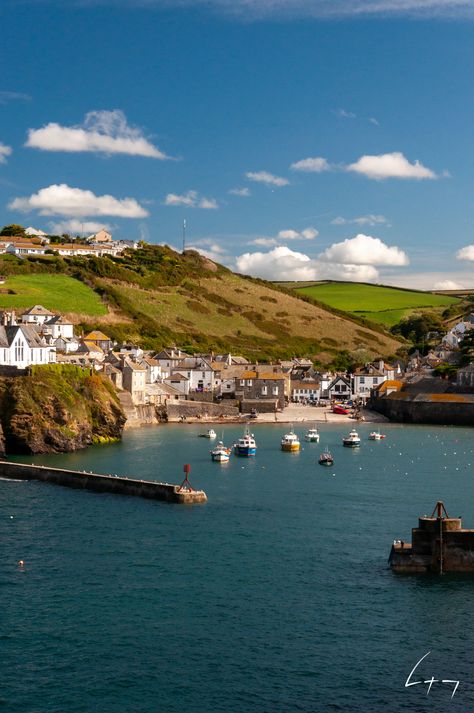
top-left (333, 404), bottom-right (350, 415)
top-left (211, 441), bottom-right (231, 462)
top-left (281, 429), bottom-right (301, 452)
top-left (368, 431), bottom-right (386, 440)
top-left (199, 428), bottom-right (217, 439)
top-left (234, 426), bottom-right (257, 457)
top-left (342, 429), bottom-right (361, 447)
top-left (319, 451), bottom-right (334, 466)
top-left (304, 427), bottom-right (320, 443)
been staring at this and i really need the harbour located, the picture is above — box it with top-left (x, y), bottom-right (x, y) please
top-left (3, 422), bottom-right (474, 712)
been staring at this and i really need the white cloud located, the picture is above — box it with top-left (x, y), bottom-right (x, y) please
top-left (236, 246), bottom-right (317, 281)
top-left (10, 183), bottom-right (148, 218)
top-left (229, 187), bottom-right (250, 196)
top-left (335, 108), bottom-right (356, 119)
top-left (249, 237), bottom-right (280, 247)
top-left (347, 151), bottom-right (437, 180)
top-left (235, 245), bottom-right (381, 282)
top-left (320, 234), bottom-right (408, 266)
top-left (199, 197), bottom-right (219, 209)
top-left (0, 143), bottom-right (12, 164)
top-left (164, 190), bottom-right (218, 209)
top-left (245, 171), bottom-right (289, 187)
top-left (26, 110), bottom-right (170, 159)
top-left (434, 279), bottom-right (466, 290)
top-left (331, 214), bottom-right (389, 227)
top-left (457, 245), bottom-right (474, 261)
top-left (49, 219), bottom-right (111, 235)
top-left (278, 227), bottom-right (318, 240)
top-left (369, 117), bottom-right (380, 126)
top-left (290, 157), bottom-right (330, 173)
top-left (0, 91), bottom-right (31, 104)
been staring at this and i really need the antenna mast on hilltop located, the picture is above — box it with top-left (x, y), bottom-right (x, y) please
top-left (182, 219), bottom-right (186, 253)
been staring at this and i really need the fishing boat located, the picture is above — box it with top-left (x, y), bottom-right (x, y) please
top-left (234, 426), bottom-right (257, 457)
top-left (211, 441), bottom-right (232, 462)
top-left (342, 429), bottom-right (361, 447)
top-left (368, 431), bottom-right (386, 440)
top-left (319, 450), bottom-right (334, 466)
top-left (199, 428), bottom-right (217, 439)
top-left (304, 427), bottom-right (320, 443)
top-left (281, 428), bottom-right (301, 452)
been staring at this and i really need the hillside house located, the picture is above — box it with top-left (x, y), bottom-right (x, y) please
top-left (42, 315), bottom-right (75, 340)
top-left (352, 361), bottom-right (394, 401)
top-left (86, 229), bottom-right (113, 243)
top-left (327, 375), bottom-right (351, 401)
top-left (84, 331), bottom-right (113, 353)
top-left (153, 348), bottom-right (190, 378)
top-left (21, 305), bottom-right (54, 326)
top-left (291, 379), bottom-right (321, 403)
top-left (172, 356), bottom-right (219, 392)
top-left (53, 335), bottom-right (79, 353)
top-left (139, 356), bottom-right (162, 383)
top-left (163, 372), bottom-right (190, 395)
top-left (6, 242), bottom-right (47, 257)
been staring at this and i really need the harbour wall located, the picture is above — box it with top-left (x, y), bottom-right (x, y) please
top-left (370, 394), bottom-right (474, 426)
top-left (0, 460), bottom-right (207, 504)
top-left (166, 401), bottom-right (239, 421)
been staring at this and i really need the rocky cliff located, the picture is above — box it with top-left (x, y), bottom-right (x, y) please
top-left (0, 364), bottom-right (126, 455)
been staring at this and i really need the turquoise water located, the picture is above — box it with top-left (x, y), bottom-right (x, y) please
top-left (2, 423), bottom-right (474, 712)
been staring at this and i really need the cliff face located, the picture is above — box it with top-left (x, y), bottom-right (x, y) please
top-left (0, 365), bottom-right (126, 455)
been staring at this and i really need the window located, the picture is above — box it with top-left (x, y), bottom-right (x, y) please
top-left (373, 377), bottom-right (378, 384)
top-left (272, 386), bottom-right (279, 395)
top-left (335, 385), bottom-right (340, 392)
top-left (360, 377), bottom-right (365, 384)
top-left (202, 371), bottom-right (206, 378)
top-left (246, 379), bottom-right (252, 386)
top-left (240, 379), bottom-right (245, 386)
top-left (261, 386), bottom-right (267, 395)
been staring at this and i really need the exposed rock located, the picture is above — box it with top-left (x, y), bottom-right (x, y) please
top-left (0, 365), bottom-right (126, 455)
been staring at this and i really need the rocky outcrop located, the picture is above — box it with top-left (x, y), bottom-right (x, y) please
top-left (0, 365), bottom-right (126, 455)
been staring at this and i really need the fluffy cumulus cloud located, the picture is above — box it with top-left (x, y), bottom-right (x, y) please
top-left (277, 227), bottom-right (318, 240)
top-left (0, 142), bottom-right (12, 164)
top-left (245, 171), bottom-right (289, 187)
top-left (457, 245), bottom-right (474, 261)
top-left (236, 246), bottom-right (318, 281)
top-left (164, 190), bottom-right (218, 209)
top-left (332, 214), bottom-right (389, 227)
top-left (320, 234), bottom-right (408, 266)
top-left (433, 279), bottom-right (466, 290)
top-left (236, 233), bottom-right (408, 282)
top-left (49, 219), bottom-right (111, 235)
top-left (9, 183), bottom-right (148, 218)
top-left (26, 110), bottom-right (170, 159)
top-left (347, 152), bottom-right (437, 180)
top-left (290, 157), bottom-right (330, 173)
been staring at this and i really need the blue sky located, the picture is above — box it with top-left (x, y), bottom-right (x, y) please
top-left (1, 0), bottom-right (474, 288)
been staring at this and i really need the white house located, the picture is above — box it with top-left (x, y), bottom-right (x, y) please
top-left (153, 348), bottom-right (190, 378)
top-left (352, 361), bottom-right (394, 401)
top-left (21, 305), bottom-right (55, 326)
top-left (7, 242), bottom-right (47, 257)
top-left (139, 355), bottom-right (162, 383)
top-left (0, 325), bottom-right (55, 368)
top-left (163, 372), bottom-right (190, 395)
top-left (172, 356), bottom-right (219, 392)
top-left (42, 315), bottom-right (75, 340)
top-left (327, 375), bottom-right (351, 401)
top-left (291, 380), bottom-right (321, 403)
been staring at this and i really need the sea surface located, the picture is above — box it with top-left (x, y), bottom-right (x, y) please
top-left (2, 422), bottom-right (474, 712)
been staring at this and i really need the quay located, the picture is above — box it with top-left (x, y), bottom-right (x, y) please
top-left (389, 501), bottom-right (474, 573)
top-left (0, 460), bottom-right (207, 504)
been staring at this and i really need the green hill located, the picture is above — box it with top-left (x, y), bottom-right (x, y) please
top-left (0, 247), bottom-right (403, 364)
top-left (287, 281), bottom-right (460, 327)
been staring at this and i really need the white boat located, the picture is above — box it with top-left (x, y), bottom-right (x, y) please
top-left (281, 429), bottom-right (301, 452)
top-left (369, 431), bottom-right (386, 440)
top-left (234, 426), bottom-right (257, 457)
top-left (342, 429), bottom-right (361, 447)
top-left (211, 441), bottom-right (231, 462)
top-left (304, 427), bottom-right (320, 443)
top-left (199, 428), bottom-right (217, 439)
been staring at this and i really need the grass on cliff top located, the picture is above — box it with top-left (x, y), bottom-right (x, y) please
top-left (293, 282), bottom-right (459, 327)
top-left (0, 274), bottom-right (107, 316)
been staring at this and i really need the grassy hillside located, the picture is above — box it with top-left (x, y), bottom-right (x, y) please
top-left (0, 274), bottom-right (107, 316)
top-left (292, 282), bottom-right (460, 327)
top-left (0, 247), bottom-right (403, 363)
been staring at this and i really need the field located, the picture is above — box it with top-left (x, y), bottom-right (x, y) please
top-left (293, 282), bottom-right (460, 327)
top-left (0, 274), bottom-right (107, 316)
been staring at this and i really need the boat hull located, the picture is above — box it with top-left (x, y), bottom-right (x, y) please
top-left (211, 453), bottom-right (230, 462)
top-left (234, 447), bottom-right (256, 457)
top-left (319, 459), bottom-right (334, 466)
top-left (281, 443), bottom-right (300, 452)
top-left (305, 436), bottom-right (320, 443)
top-left (342, 440), bottom-right (360, 447)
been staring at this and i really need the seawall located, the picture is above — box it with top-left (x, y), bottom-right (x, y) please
top-left (370, 393), bottom-right (474, 426)
top-left (0, 460), bottom-right (207, 504)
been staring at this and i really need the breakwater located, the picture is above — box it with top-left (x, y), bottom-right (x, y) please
top-left (370, 392), bottom-right (474, 425)
top-left (0, 460), bottom-right (207, 504)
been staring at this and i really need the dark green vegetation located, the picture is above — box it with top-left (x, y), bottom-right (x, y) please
top-left (0, 364), bottom-right (125, 455)
top-left (0, 245), bottom-right (402, 363)
top-left (291, 281), bottom-right (460, 328)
